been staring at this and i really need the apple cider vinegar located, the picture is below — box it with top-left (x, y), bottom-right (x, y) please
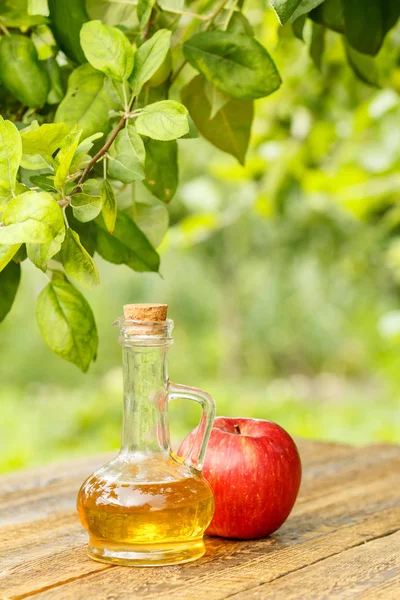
top-left (77, 304), bottom-right (216, 566)
top-left (77, 456), bottom-right (214, 561)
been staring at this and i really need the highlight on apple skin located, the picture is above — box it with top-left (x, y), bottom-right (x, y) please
top-left (178, 417), bottom-right (302, 539)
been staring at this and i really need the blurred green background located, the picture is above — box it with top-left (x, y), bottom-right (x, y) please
top-left (2, 11), bottom-right (400, 473)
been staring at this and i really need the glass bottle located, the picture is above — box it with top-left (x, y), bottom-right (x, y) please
top-left (77, 304), bottom-right (216, 566)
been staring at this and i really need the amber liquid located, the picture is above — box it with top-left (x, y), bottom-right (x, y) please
top-left (77, 455), bottom-right (214, 566)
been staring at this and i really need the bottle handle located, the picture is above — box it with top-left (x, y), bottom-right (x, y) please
top-left (167, 382), bottom-right (215, 471)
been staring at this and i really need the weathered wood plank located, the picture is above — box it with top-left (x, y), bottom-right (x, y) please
top-left (0, 439), bottom-right (350, 499)
top-left (0, 454), bottom-right (114, 527)
top-left (2, 442), bottom-right (398, 528)
top-left (14, 505), bottom-right (400, 599)
top-left (0, 441), bottom-right (349, 539)
top-left (357, 573), bottom-right (400, 599)
top-left (0, 441), bottom-right (399, 600)
top-left (233, 530), bottom-right (400, 599)
top-left (0, 438), bottom-right (332, 498)
top-left (3, 468), bottom-right (400, 597)
top-left (0, 453), bottom-right (113, 498)
top-left (2, 444), bottom-right (398, 568)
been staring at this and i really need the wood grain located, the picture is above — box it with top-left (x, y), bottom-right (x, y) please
top-left (0, 440), bottom-right (399, 600)
top-left (233, 530), bottom-right (400, 599)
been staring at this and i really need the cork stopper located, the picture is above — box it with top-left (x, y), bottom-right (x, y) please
top-left (123, 303), bottom-right (168, 322)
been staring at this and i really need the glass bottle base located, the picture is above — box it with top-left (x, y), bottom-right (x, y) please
top-left (87, 537), bottom-right (206, 566)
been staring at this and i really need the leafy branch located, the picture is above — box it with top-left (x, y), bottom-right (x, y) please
top-left (0, 0), bottom-right (398, 371)
top-left (76, 114), bottom-right (128, 188)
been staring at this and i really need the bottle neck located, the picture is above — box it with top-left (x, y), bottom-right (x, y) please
top-left (121, 344), bottom-right (169, 455)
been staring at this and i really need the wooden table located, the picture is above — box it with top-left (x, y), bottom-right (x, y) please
top-left (1, 440), bottom-right (400, 599)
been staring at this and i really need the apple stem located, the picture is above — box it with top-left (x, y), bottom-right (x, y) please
top-left (234, 424), bottom-right (241, 435)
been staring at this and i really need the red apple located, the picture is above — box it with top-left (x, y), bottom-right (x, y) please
top-left (178, 417), bottom-right (302, 539)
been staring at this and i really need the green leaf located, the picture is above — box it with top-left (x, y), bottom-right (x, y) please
top-left (13, 244), bottom-right (27, 264)
top-left (60, 228), bottom-right (99, 288)
top-left (137, 0), bottom-right (155, 30)
top-left (66, 209), bottom-right (97, 255)
top-left (104, 78), bottom-right (130, 107)
top-left (108, 125), bottom-right (145, 183)
top-left (182, 116), bottom-right (199, 140)
top-left (20, 155), bottom-right (49, 172)
top-left (129, 29), bottom-right (171, 95)
top-left (100, 179), bottom-right (117, 233)
top-left (143, 139), bottom-right (178, 202)
top-left (269, 0), bottom-right (302, 24)
top-left (71, 132), bottom-right (104, 171)
top-left (55, 64), bottom-right (111, 139)
top-left (157, 0), bottom-right (184, 11)
top-left (0, 182), bottom-right (28, 205)
top-left (344, 41), bottom-right (380, 87)
top-left (136, 100), bottom-right (189, 141)
top-left (310, 22), bottom-right (325, 70)
top-left (0, 191), bottom-right (64, 245)
top-left (136, 79), bottom-right (169, 106)
top-left (0, 261), bottom-right (20, 323)
top-left (86, 0), bottom-right (138, 28)
top-left (75, 132), bottom-right (104, 156)
top-left (28, 0), bottom-right (49, 16)
top-left (29, 174), bottom-right (57, 192)
top-left (182, 75), bottom-right (253, 165)
top-left (292, 15), bottom-right (306, 40)
top-left (0, 116), bottom-right (22, 198)
top-left (82, 179), bottom-right (100, 195)
top-left (183, 31), bottom-right (281, 101)
top-left (310, 0), bottom-right (344, 34)
top-left (27, 242), bottom-right (56, 272)
top-left (48, 0), bottom-right (88, 64)
top-left (25, 184), bottom-right (66, 270)
top-left (36, 277), bottom-right (98, 372)
top-left (134, 199), bottom-right (169, 248)
top-left (33, 25), bottom-right (54, 56)
top-left (205, 81), bottom-right (230, 120)
top-left (0, 181), bottom-right (26, 207)
top-left (54, 129), bottom-right (82, 189)
top-left (0, 34), bottom-right (49, 108)
top-left (121, 125), bottom-right (146, 165)
top-left (21, 123), bottom-right (69, 156)
top-left (31, 24), bottom-right (55, 60)
top-left (71, 193), bottom-right (102, 223)
top-left (0, 5), bottom-right (47, 28)
top-left (80, 20), bottom-right (134, 82)
top-left (0, 243), bottom-right (21, 272)
top-left (225, 12), bottom-right (254, 36)
top-left (287, 0), bottom-right (325, 23)
top-left (96, 212), bottom-right (160, 272)
top-left (382, 1), bottom-right (400, 35)
top-left (344, 0), bottom-right (383, 56)
top-left (26, 223), bottom-right (65, 272)
top-left (43, 57), bottom-right (65, 105)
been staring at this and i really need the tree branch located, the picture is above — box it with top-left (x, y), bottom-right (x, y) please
top-left (74, 115), bottom-right (127, 190)
top-left (0, 23), bottom-right (11, 36)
